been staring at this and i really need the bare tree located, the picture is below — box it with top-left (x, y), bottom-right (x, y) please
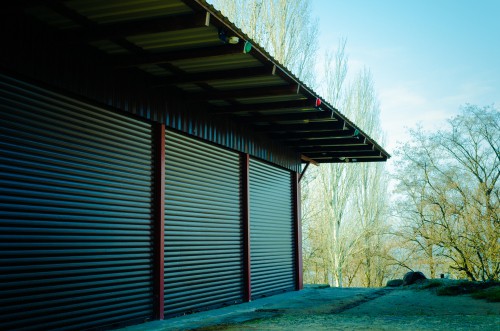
top-left (300, 39), bottom-right (351, 286)
top-left (345, 70), bottom-right (391, 288)
top-left (309, 42), bottom-right (358, 287)
top-left (303, 51), bottom-right (391, 287)
top-left (210, 0), bottom-right (318, 85)
top-left (394, 105), bottom-right (500, 281)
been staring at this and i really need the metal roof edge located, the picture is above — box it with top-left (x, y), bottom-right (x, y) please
top-left (189, 0), bottom-right (391, 160)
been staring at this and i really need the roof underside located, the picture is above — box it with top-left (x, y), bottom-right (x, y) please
top-left (13, 0), bottom-right (390, 164)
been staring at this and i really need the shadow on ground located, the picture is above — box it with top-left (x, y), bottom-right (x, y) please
top-left (121, 285), bottom-right (500, 331)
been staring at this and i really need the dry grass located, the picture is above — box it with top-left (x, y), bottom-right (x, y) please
top-left (471, 286), bottom-right (500, 302)
top-left (413, 279), bottom-right (500, 301)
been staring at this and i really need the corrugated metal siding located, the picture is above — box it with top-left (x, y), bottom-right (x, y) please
top-left (161, 109), bottom-right (301, 172)
top-left (164, 130), bottom-right (243, 316)
top-left (249, 158), bottom-right (295, 298)
top-left (0, 74), bottom-right (154, 330)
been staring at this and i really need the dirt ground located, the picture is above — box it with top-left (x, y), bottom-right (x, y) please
top-left (122, 286), bottom-right (500, 331)
top-left (195, 287), bottom-right (500, 331)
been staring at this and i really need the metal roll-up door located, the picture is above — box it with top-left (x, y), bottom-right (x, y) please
top-left (0, 75), bottom-right (154, 330)
top-left (164, 130), bottom-right (243, 316)
top-left (249, 158), bottom-right (295, 298)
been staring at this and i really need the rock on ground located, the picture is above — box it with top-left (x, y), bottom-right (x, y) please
top-left (403, 271), bottom-right (427, 285)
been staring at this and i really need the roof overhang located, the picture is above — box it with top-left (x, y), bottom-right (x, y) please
top-left (8, 0), bottom-right (390, 164)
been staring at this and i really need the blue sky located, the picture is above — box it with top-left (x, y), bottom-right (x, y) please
top-left (311, 0), bottom-right (500, 153)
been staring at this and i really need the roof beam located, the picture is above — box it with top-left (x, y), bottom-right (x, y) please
top-left (315, 157), bottom-right (388, 164)
top-left (210, 98), bottom-right (315, 114)
top-left (269, 129), bottom-right (355, 140)
top-left (154, 65), bottom-right (273, 86)
top-left (189, 85), bottom-right (299, 101)
top-left (112, 43), bottom-right (245, 68)
top-left (46, 1), bottom-right (147, 55)
top-left (248, 110), bottom-right (332, 123)
top-left (301, 155), bottom-right (319, 166)
top-left (76, 12), bottom-right (210, 41)
top-left (46, 1), bottom-right (94, 28)
top-left (298, 145), bottom-right (375, 153)
top-left (303, 151), bottom-right (383, 158)
top-left (288, 137), bottom-right (367, 147)
top-left (253, 120), bottom-right (344, 132)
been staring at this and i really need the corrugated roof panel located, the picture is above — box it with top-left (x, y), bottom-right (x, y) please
top-left (246, 117), bottom-right (333, 125)
top-left (25, 7), bottom-right (80, 29)
top-left (252, 107), bottom-right (316, 116)
top-left (272, 119), bottom-right (336, 125)
top-left (237, 111), bottom-right (326, 121)
top-left (208, 100), bottom-right (232, 107)
top-left (208, 76), bottom-right (287, 90)
top-left (138, 64), bottom-right (173, 76)
top-left (127, 27), bottom-right (220, 52)
top-left (176, 84), bottom-right (206, 92)
top-left (171, 54), bottom-right (262, 73)
top-left (236, 94), bottom-right (306, 104)
top-left (89, 40), bottom-right (131, 54)
top-left (65, 0), bottom-right (192, 24)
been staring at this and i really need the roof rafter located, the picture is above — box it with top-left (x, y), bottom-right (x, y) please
top-left (76, 12), bottom-right (210, 41)
top-left (46, 1), bottom-right (147, 54)
top-left (253, 120), bottom-right (344, 132)
top-left (248, 110), bottom-right (332, 123)
top-left (314, 156), bottom-right (388, 163)
top-left (210, 98), bottom-right (316, 114)
top-left (111, 43), bottom-right (245, 68)
top-left (269, 129), bottom-right (356, 140)
top-left (304, 150), bottom-right (383, 158)
top-left (189, 84), bottom-right (299, 100)
top-left (289, 137), bottom-right (367, 147)
top-left (154, 65), bottom-right (274, 86)
top-left (299, 144), bottom-right (375, 153)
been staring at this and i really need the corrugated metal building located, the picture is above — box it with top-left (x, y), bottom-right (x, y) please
top-left (0, 0), bottom-right (390, 330)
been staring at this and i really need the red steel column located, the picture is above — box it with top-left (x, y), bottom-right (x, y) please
top-left (242, 153), bottom-right (251, 301)
top-left (293, 171), bottom-right (303, 290)
top-left (153, 123), bottom-right (165, 319)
